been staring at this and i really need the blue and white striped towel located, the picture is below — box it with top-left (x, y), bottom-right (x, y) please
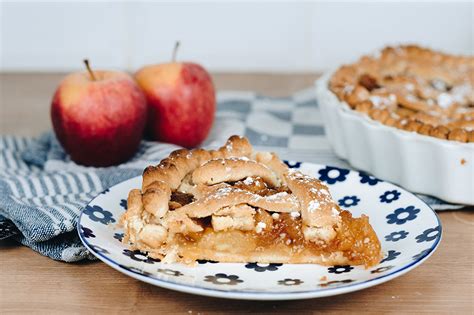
top-left (0, 89), bottom-right (462, 262)
top-left (0, 134), bottom-right (183, 261)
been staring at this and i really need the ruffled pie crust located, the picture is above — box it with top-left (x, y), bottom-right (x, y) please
top-left (329, 45), bottom-right (474, 143)
top-left (120, 136), bottom-right (382, 267)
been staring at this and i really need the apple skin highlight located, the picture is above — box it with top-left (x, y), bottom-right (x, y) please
top-left (51, 71), bottom-right (147, 167)
top-left (135, 62), bottom-right (216, 148)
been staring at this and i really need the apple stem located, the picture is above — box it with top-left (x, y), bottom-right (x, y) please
top-left (83, 59), bottom-right (97, 81)
top-left (172, 41), bottom-right (180, 62)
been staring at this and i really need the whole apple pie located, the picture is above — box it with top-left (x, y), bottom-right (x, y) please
top-left (329, 45), bottom-right (474, 142)
top-left (120, 136), bottom-right (382, 267)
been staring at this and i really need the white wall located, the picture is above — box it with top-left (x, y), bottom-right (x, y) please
top-left (1, 1), bottom-right (472, 73)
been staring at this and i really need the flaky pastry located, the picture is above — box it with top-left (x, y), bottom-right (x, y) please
top-left (330, 45), bottom-right (474, 143)
top-left (120, 136), bottom-right (382, 267)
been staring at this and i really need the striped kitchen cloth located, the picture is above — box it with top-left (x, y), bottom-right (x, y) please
top-left (0, 89), bottom-right (463, 262)
top-left (0, 134), bottom-right (182, 261)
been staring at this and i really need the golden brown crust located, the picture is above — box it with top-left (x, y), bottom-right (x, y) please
top-left (254, 152), bottom-right (289, 179)
top-left (430, 126), bottom-right (450, 139)
top-left (192, 158), bottom-right (280, 187)
top-left (448, 128), bottom-right (468, 142)
top-left (284, 170), bottom-right (341, 243)
top-left (175, 185), bottom-right (299, 218)
top-left (142, 181), bottom-right (170, 218)
top-left (468, 131), bottom-right (474, 143)
top-left (329, 45), bottom-right (474, 143)
top-left (120, 136), bottom-right (381, 266)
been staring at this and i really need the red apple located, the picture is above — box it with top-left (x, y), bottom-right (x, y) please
top-left (51, 60), bottom-right (147, 167)
top-left (135, 42), bottom-right (215, 148)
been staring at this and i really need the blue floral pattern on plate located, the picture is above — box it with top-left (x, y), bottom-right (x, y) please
top-left (380, 190), bottom-right (401, 203)
top-left (204, 274), bottom-right (243, 285)
top-left (380, 250), bottom-right (401, 263)
top-left (318, 166), bottom-right (350, 184)
top-left (385, 230), bottom-right (409, 242)
top-left (83, 205), bottom-right (115, 225)
top-left (77, 162), bottom-right (442, 300)
top-left (120, 199), bottom-right (127, 210)
top-left (386, 206), bottom-right (420, 225)
top-left (412, 248), bottom-right (432, 261)
top-left (328, 265), bottom-right (354, 274)
top-left (80, 226), bottom-right (95, 238)
top-left (278, 279), bottom-right (303, 286)
top-left (123, 249), bottom-right (161, 264)
top-left (245, 263), bottom-right (283, 272)
top-left (338, 195), bottom-right (360, 207)
top-left (371, 266), bottom-right (394, 274)
top-left (416, 226), bottom-right (441, 243)
top-left (359, 172), bottom-right (381, 186)
top-left (113, 232), bottom-right (124, 242)
top-left (284, 160), bottom-right (301, 168)
top-left (197, 259), bottom-right (218, 264)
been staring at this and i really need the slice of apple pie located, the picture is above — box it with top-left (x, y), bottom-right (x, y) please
top-left (120, 136), bottom-right (382, 267)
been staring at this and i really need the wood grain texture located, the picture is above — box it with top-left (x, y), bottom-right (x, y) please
top-left (0, 73), bottom-right (473, 314)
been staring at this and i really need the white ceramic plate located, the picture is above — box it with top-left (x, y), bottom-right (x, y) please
top-left (78, 162), bottom-right (441, 300)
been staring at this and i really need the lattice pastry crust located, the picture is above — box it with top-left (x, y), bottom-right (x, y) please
top-left (120, 136), bottom-right (381, 267)
top-left (330, 45), bottom-right (474, 143)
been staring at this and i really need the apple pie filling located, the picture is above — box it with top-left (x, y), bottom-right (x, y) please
top-left (165, 176), bottom-right (380, 267)
top-left (120, 136), bottom-right (382, 267)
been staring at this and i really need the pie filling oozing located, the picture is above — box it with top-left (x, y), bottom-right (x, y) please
top-left (120, 136), bottom-right (382, 267)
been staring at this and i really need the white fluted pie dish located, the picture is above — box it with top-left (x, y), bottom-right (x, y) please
top-left (316, 72), bottom-right (474, 205)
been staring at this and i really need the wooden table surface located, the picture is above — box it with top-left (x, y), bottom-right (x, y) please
top-left (0, 73), bottom-right (473, 314)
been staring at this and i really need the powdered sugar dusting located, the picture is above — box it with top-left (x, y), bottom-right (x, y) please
top-left (437, 93), bottom-right (454, 108)
top-left (210, 157), bottom-right (251, 164)
top-left (243, 177), bottom-right (254, 185)
top-left (451, 83), bottom-right (471, 103)
top-left (255, 222), bottom-right (266, 233)
top-left (210, 187), bottom-right (234, 199)
top-left (227, 156), bottom-right (250, 162)
top-left (431, 79), bottom-right (448, 91)
top-left (405, 83), bottom-right (415, 91)
top-left (308, 200), bottom-right (320, 213)
top-left (290, 211), bottom-right (301, 218)
top-left (369, 93), bottom-right (396, 109)
top-left (406, 94), bottom-right (418, 102)
top-left (343, 85), bottom-right (354, 94)
top-left (266, 192), bottom-right (289, 201)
